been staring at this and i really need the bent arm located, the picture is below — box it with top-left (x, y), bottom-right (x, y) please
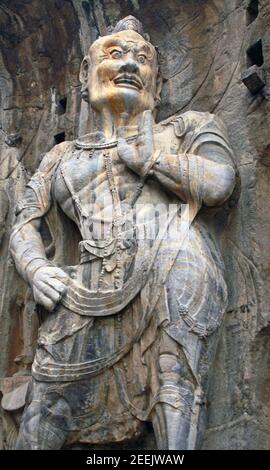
top-left (152, 147), bottom-right (236, 206)
top-left (10, 142), bottom-right (71, 311)
top-left (11, 212), bottom-right (68, 312)
top-left (10, 215), bottom-right (50, 286)
top-left (10, 141), bottom-right (72, 283)
top-left (10, 152), bottom-right (55, 286)
top-left (118, 112), bottom-right (236, 207)
top-left (10, 182), bottom-right (69, 312)
top-left (118, 133), bottom-right (236, 207)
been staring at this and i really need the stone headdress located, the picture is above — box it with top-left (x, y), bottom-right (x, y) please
top-left (106, 15), bottom-right (150, 41)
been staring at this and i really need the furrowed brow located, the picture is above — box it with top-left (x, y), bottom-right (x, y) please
top-left (133, 43), bottom-right (155, 58)
top-left (103, 38), bottom-right (129, 51)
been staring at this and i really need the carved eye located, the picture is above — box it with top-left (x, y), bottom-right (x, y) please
top-left (137, 54), bottom-right (147, 64)
top-left (111, 49), bottom-right (122, 59)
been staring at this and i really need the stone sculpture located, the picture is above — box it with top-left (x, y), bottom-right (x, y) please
top-left (10, 16), bottom-right (237, 449)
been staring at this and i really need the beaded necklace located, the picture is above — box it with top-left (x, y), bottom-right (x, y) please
top-left (75, 134), bottom-right (137, 150)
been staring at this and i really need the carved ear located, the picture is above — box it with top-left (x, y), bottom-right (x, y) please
top-left (79, 56), bottom-right (91, 103)
top-left (79, 56), bottom-right (91, 85)
top-left (155, 67), bottom-right (163, 107)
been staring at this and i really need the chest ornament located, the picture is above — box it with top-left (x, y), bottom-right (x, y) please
top-left (59, 149), bottom-right (145, 290)
top-left (75, 134), bottom-right (138, 151)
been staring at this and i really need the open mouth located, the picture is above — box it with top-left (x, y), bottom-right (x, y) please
top-left (113, 74), bottom-right (143, 91)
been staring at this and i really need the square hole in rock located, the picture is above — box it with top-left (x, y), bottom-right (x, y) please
top-left (54, 132), bottom-right (65, 144)
top-left (57, 96), bottom-right (67, 115)
top-left (247, 39), bottom-right (263, 67)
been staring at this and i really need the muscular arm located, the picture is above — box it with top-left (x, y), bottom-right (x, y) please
top-left (152, 147), bottom-right (236, 206)
top-left (10, 215), bottom-right (47, 283)
top-left (10, 143), bottom-right (70, 311)
top-left (117, 111), bottom-right (236, 207)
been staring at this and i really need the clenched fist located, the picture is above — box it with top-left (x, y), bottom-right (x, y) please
top-left (117, 110), bottom-right (154, 176)
top-left (32, 266), bottom-right (69, 312)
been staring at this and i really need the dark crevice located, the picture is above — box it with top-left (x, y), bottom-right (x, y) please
top-left (57, 96), bottom-right (67, 115)
top-left (54, 131), bottom-right (65, 144)
top-left (81, 1), bottom-right (90, 17)
top-left (89, 1), bottom-right (101, 37)
top-left (247, 0), bottom-right (259, 25)
top-left (247, 39), bottom-right (263, 67)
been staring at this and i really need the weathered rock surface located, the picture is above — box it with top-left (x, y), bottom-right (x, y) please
top-left (0, 0), bottom-right (270, 449)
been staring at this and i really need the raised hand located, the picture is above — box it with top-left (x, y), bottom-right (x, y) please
top-left (117, 110), bottom-right (154, 175)
top-left (32, 266), bottom-right (69, 312)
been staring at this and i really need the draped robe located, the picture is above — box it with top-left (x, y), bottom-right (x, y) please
top-left (11, 111), bottom-right (236, 444)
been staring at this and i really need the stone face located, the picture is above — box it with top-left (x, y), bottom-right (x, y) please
top-left (0, 0), bottom-right (270, 450)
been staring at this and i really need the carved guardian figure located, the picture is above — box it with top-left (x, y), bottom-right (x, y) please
top-left (10, 16), bottom-right (236, 449)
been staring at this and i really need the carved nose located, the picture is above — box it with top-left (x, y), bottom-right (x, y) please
top-left (119, 58), bottom-right (139, 74)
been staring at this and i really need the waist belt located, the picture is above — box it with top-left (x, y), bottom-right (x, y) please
top-left (33, 201), bottom-right (200, 381)
top-left (61, 260), bottom-right (148, 317)
top-left (61, 204), bottom-right (197, 318)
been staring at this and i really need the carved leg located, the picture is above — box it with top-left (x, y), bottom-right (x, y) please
top-left (16, 383), bottom-right (71, 450)
top-left (151, 334), bottom-right (206, 450)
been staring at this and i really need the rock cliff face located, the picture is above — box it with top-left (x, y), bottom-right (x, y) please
top-left (0, 0), bottom-right (270, 449)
